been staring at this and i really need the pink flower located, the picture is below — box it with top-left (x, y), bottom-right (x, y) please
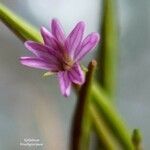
top-left (20, 19), bottom-right (100, 97)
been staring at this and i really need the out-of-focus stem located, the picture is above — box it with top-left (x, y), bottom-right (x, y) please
top-left (0, 3), bottom-right (42, 42)
top-left (71, 60), bottom-right (97, 150)
top-left (97, 0), bottom-right (118, 99)
top-left (90, 105), bottom-right (119, 150)
top-left (132, 129), bottom-right (143, 150)
top-left (91, 83), bottom-right (133, 149)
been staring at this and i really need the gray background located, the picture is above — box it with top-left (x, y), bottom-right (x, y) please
top-left (0, 0), bottom-right (149, 149)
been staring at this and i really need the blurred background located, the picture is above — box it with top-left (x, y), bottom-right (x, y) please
top-left (0, 0), bottom-right (150, 149)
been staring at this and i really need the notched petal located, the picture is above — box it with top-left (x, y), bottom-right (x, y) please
top-left (20, 56), bottom-right (58, 71)
top-left (69, 63), bottom-right (85, 85)
top-left (65, 21), bottom-right (85, 57)
top-left (51, 19), bottom-right (65, 44)
top-left (75, 32), bottom-right (100, 61)
top-left (40, 26), bottom-right (59, 49)
top-left (58, 71), bottom-right (71, 97)
top-left (24, 41), bottom-right (49, 54)
top-left (24, 40), bottom-right (63, 66)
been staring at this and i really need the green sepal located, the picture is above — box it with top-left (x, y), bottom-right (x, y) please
top-left (43, 72), bottom-right (55, 77)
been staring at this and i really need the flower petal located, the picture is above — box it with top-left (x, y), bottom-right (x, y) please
top-left (40, 26), bottom-right (59, 49)
top-left (24, 41), bottom-right (62, 65)
top-left (51, 19), bottom-right (65, 45)
top-left (68, 63), bottom-right (85, 84)
top-left (58, 71), bottom-right (71, 97)
top-left (20, 57), bottom-right (58, 71)
top-left (74, 32), bottom-right (100, 61)
top-left (25, 41), bottom-right (49, 54)
top-left (65, 21), bottom-right (85, 57)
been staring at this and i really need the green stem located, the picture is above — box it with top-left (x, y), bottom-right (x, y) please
top-left (0, 3), bottom-right (42, 42)
top-left (97, 0), bottom-right (118, 98)
top-left (90, 105), bottom-right (120, 150)
top-left (71, 60), bottom-right (97, 150)
top-left (91, 83), bottom-right (133, 149)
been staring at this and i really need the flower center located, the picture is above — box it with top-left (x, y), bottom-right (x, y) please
top-left (62, 55), bottom-right (74, 71)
